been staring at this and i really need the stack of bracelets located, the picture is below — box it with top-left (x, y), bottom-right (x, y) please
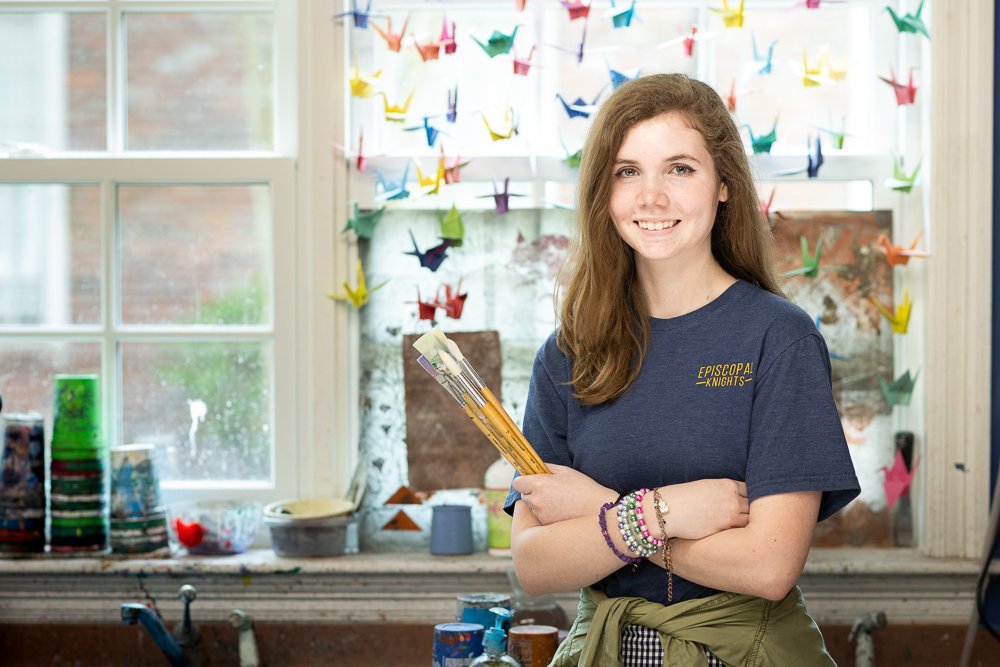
top-left (598, 488), bottom-right (674, 600)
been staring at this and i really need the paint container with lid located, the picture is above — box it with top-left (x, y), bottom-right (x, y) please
top-left (457, 592), bottom-right (512, 629)
top-left (508, 625), bottom-right (559, 667)
top-left (433, 622), bottom-right (485, 667)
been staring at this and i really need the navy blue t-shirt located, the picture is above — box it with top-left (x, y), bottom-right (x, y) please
top-left (504, 279), bottom-right (860, 606)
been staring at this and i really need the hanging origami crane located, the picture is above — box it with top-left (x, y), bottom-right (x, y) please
top-left (328, 258), bottom-right (387, 309)
top-left (416, 288), bottom-right (439, 322)
top-left (479, 177), bottom-right (527, 214)
top-left (331, 126), bottom-right (384, 172)
top-left (885, 154), bottom-right (921, 193)
top-left (372, 15), bottom-right (410, 52)
top-left (380, 90), bottom-right (414, 123)
top-left (561, 138), bottom-right (583, 168)
top-left (439, 145), bottom-right (472, 184)
top-left (607, 0), bottom-right (639, 29)
top-left (342, 202), bottom-right (386, 240)
top-left (438, 204), bottom-right (465, 247)
top-left (555, 90), bottom-right (603, 119)
top-left (812, 115), bottom-right (850, 149)
top-left (560, 0), bottom-right (591, 20)
top-left (472, 26), bottom-right (521, 58)
top-left (758, 187), bottom-right (776, 219)
top-left (773, 137), bottom-right (824, 178)
top-left (404, 230), bottom-right (453, 272)
top-left (879, 369), bottom-right (920, 407)
top-left (711, 0), bottom-right (746, 28)
top-left (797, 48), bottom-right (824, 86)
top-left (446, 86), bottom-right (458, 123)
top-left (870, 289), bottom-right (913, 334)
top-left (607, 62), bottom-right (640, 89)
top-left (875, 232), bottom-right (929, 266)
top-left (780, 235), bottom-right (849, 279)
top-left (373, 161), bottom-right (411, 203)
top-left (512, 46), bottom-right (537, 75)
top-left (879, 67), bottom-right (918, 105)
top-left (742, 117), bottom-right (778, 154)
top-left (438, 282), bottom-right (468, 319)
top-left (751, 33), bottom-right (778, 74)
top-left (404, 117), bottom-right (445, 148)
top-left (880, 449), bottom-right (920, 510)
top-left (349, 64), bottom-right (382, 98)
top-left (482, 108), bottom-right (520, 141)
top-left (885, 0), bottom-right (929, 38)
top-left (413, 37), bottom-right (441, 61)
top-left (818, 48), bottom-right (848, 80)
top-left (333, 0), bottom-right (382, 29)
top-left (440, 16), bottom-right (457, 54)
top-left (656, 25), bottom-right (715, 57)
top-left (414, 159), bottom-right (445, 196)
top-left (549, 19), bottom-right (616, 64)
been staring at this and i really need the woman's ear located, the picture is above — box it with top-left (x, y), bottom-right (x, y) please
top-left (719, 182), bottom-right (729, 203)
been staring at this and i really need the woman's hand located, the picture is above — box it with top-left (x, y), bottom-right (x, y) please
top-left (661, 479), bottom-right (749, 540)
top-left (512, 464), bottom-right (615, 526)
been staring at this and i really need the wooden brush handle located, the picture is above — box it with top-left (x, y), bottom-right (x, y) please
top-left (463, 401), bottom-right (532, 476)
top-left (479, 395), bottom-right (550, 475)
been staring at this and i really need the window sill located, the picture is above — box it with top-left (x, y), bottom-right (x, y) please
top-left (0, 548), bottom-right (979, 625)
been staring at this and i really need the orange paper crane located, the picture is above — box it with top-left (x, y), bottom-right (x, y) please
top-left (876, 232), bottom-right (929, 266)
top-left (870, 289), bottom-right (913, 334)
top-left (439, 145), bottom-right (472, 184)
top-left (879, 67), bottom-right (918, 105)
top-left (373, 15), bottom-right (410, 52)
top-left (414, 37), bottom-right (441, 61)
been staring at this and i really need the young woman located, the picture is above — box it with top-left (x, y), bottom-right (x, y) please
top-left (505, 74), bottom-right (859, 666)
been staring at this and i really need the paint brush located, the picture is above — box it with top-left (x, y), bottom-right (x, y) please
top-left (413, 328), bottom-right (549, 475)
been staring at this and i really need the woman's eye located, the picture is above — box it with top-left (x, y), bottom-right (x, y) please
top-left (615, 166), bottom-right (638, 177)
top-left (672, 165), bottom-right (694, 175)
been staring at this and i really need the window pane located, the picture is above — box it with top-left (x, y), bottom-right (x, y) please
top-left (0, 184), bottom-right (101, 325)
top-left (124, 11), bottom-right (274, 150)
top-left (118, 184), bottom-right (272, 326)
top-left (0, 11), bottom-right (106, 151)
top-left (121, 342), bottom-right (272, 484)
top-left (0, 341), bottom-right (102, 427)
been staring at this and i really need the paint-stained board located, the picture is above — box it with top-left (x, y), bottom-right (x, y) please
top-left (402, 331), bottom-right (503, 493)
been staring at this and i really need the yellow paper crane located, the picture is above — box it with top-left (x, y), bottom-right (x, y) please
top-left (870, 289), bottom-right (913, 334)
top-left (801, 48), bottom-right (823, 87)
top-left (381, 90), bottom-right (415, 123)
top-left (481, 108), bottom-right (519, 141)
top-left (328, 258), bottom-right (388, 309)
top-left (349, 64), bottom-right (382, 98)
top-left (415, 158), bottom-right (445, 196)
top-left (710, 0), bottom-right (745, 28)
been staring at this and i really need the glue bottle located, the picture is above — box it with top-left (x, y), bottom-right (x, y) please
top-left (469, 607), bottom-right (520, 666)
top-left (482, 456), bottom-right (516, 556)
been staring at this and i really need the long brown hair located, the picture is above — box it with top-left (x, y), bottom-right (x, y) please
top-left (558, 73), bottom-right (783, 405)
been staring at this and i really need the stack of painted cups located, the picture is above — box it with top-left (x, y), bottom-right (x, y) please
top-left (49, 374), bottom-right (110, 554)
top-left (110, 444), bottom-right (169, 555)
top-left (0, 413), bottom-right (46, 553)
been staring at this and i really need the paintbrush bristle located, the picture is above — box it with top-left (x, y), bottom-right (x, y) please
top-left (412, 328), bottom-right (449, 370)
top-left (439, 350), bottom-right (464, 376)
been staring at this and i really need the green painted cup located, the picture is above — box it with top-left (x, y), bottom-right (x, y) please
top-left (51, 374), bottom-right (103, 448)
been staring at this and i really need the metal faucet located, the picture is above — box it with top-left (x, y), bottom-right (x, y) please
top-left (848, 610), bottom-right (887, 667)
top-left (121, 584), bottom-right (202, 667)
top-left (228, 609), bottom-right (261, 667)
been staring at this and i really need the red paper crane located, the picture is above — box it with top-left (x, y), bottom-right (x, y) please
top-left (416, 288), bottom-right (438, 321)
top-left (879, 67), bottom-right (918, 105)
top-left (438, 282), bottom-right (468, 319)
top-left (880, 450), bottom-right (919, 510)
top-left (373, 15), bottom-right (410, 53)
top-left (560, 0), bottom-right (591, 20)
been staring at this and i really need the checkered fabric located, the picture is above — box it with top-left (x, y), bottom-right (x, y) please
top-left (621, 624), bottom-right (726, 666)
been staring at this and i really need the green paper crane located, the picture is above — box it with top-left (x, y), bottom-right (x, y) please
top-left (438, 204), bottom-right (464, 248)
top-left (780, 235), bottom-right (849, 279)
top-left (561, 138), bottom-right (583, 168)
top-left (885, 0), bottom-right (929, 39)
top-left (886, 154), bottom-right (921, 193)
top-left (813, 115), bottom-right (850, 150)
top-left (879, 369), bottom-right (920, 407)
top-left (342, 202), bottom-right (386, 240)
top-left (472, 25), bottom-right (521, 58)
top-left (742, 117), bottom-right (778, 154)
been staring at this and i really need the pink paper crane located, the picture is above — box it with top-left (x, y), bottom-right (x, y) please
top-left (373, 15), bottom-right (410, 53)
top-left (879, 67), bottom-right (918, 105)
top-left (881, 450), bottom-right (919, 510)
top-left (440, 16), bottom-right (457, 54)
top-left (560, 0), bottom-right (591, 20)
top-left (512, 46), bottom-right (536, 75)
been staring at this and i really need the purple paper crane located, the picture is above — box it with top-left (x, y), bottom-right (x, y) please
top-left (478, 177), bottom-right (527, 214)
top-left (404, 230), bottom-right (454, 272)
top-left (333, 0), bottom-right (382, 29)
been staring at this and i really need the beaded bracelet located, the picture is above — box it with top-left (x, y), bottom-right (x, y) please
top-left (618, 489), bottom-right (660, 558)
top-left (598, 500), bottom-right (640, 565)
top-left (652, 488), bottom-right (674, 602)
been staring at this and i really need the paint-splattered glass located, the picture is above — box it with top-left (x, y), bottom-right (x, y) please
top-left (117, 184), bottom-right (272, 326)
top-left (0, 341), bottom-right (102, 423)
top-left (0, 11), bottom-right (106, 151)
top-left (124, 11), bottom-right (274, 151)
top-left (0, 184), bottom-right (102, 326)
top-left (121, 341), bottom-right (272, 484)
